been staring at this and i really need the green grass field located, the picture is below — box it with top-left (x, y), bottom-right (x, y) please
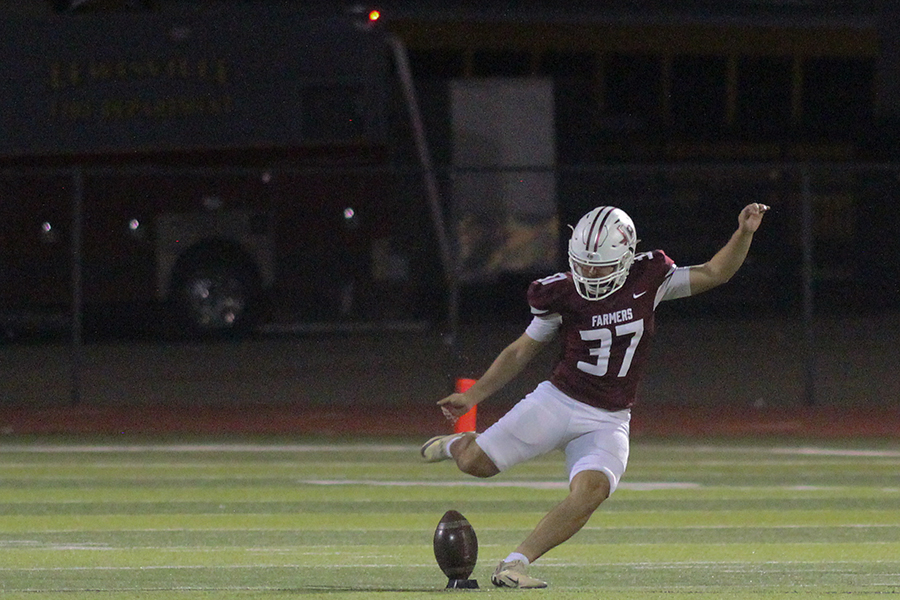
top-left (1, 436), bottom-right (898, 599)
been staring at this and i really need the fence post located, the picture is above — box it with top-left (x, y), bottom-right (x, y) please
top-left (70, 167), bottom-right (84, 407)
top-left (388, 36), bottom-right (459, 353)
top-left (800, 164), bottom-right (816, 406)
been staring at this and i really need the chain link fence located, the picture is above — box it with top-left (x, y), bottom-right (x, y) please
top-left (0, 161), bottom-right (897, 410)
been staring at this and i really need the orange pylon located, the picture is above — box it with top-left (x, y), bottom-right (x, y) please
top-left (453, 378), bottom-right (478, 433)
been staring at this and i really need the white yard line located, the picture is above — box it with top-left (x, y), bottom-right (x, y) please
top-left (676, 445), bottom-right (900, 458)
top-left (2, 558), bottom-right (899, 573)
top-left (297, 479), bottom-right (699, 490)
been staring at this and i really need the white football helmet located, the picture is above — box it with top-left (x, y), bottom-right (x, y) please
top-left (568, 206), bottom-right (637, 300)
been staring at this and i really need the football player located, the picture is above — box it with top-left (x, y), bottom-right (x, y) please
top-left (421, 202), bottom-right (769, 588)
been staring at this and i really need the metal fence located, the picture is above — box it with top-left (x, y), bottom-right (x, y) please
top-left (0, 161), bottom-right (897, 411)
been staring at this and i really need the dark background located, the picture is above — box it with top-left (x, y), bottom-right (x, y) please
top-left (0, 1), bottom-right (897, 420)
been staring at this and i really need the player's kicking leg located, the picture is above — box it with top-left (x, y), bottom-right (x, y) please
top-left (419, 433), bottom-right (463, 463)
top-left (420, 432), bottom-right (499, 478)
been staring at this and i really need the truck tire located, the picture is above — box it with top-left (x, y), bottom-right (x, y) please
top-left (171, 259), bottom-right (260, 337)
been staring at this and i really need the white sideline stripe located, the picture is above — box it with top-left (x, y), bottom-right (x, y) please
top-left (0, 444), bottom-right (414, 453)
top-left (299, 479), bottom-right (700, 490)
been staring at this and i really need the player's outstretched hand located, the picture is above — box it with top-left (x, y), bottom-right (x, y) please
top-left (739, 203), bottom-right (769, 234)
top-left (437, 393), bottom-right (475, 422)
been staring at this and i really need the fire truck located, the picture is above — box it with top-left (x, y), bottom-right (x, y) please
top-left (0, 4), bottom-right (431, 336)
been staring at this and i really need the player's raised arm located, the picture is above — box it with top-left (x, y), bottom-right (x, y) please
top-left (686, 203), bottom-right (769, 296)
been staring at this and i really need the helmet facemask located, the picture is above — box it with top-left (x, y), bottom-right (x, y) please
top-left (567, 207), bottom-right (637, 301)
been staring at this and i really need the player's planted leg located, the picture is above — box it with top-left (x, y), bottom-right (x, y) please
top-left (491, 559), bottom-right (547, 589)
top-left (491, 469), bottom-right (610, 588)
top-left (520, 470), bottom-right (609, 561)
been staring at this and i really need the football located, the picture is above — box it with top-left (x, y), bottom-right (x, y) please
top-left (433, 509), bottom-right (478, 587)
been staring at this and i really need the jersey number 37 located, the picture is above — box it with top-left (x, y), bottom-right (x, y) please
top-left (577, 319), bottom-right (644, 378)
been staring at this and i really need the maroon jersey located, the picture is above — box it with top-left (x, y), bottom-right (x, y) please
top-left (527, 250), bottom-right (677, 411)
